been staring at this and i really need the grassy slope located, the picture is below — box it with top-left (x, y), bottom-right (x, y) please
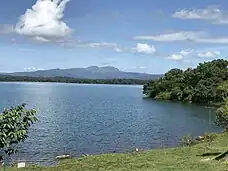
top-left (8, 133), bottom-right (228, 171)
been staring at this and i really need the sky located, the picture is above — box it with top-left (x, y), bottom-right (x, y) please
top-left (0, 0), bottom-right (228, 74)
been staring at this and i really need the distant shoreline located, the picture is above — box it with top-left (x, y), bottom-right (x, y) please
top-left (0, 75), bottom-right (149, 85)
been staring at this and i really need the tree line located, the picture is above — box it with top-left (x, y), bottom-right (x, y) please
top-left (0, 75), bottom-right (148, 85)
top-left (143, 59), bottom-right (228, 105)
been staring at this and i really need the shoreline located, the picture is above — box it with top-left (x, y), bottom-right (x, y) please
top-left (7, 132), bottom-right (228, 171)
top-left (9, 130), bottom-right (222, 167)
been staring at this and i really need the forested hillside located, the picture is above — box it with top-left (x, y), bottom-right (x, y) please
top-left (143, 59), bottom-right (228, 104)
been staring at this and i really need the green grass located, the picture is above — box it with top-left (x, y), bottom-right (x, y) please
top-left (6, 133), bottom-right (228, 171)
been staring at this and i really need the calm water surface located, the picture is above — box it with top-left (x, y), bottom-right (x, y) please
top-left (0, 82), bottom-right (219, 165)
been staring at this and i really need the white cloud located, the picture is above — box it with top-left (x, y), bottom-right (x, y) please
top-left (167, 54), bottom-right (183, 60)
top-left (172, 7), bottom-right (228, 24)
top-left (167, 49), bottom-right (194, 61)
top-left (87, 42), bottom-right (130, 53)
top-left (88, 42), bottom-right (118, 49)
top-left (134, 31), bottom-right (228, 44)
top-left (139, 66), bottom-right (146, 69)
top-left (130, 66), bottom-right (146, 70)
top-left (15, 0), bottom-right (72, 40)
top-left (61, 41), bottom-right (123, 51)
top-left (72, 42), bottom-right (156, 55)
top-left (167, 49), bottom-right (221, 60)
top-left (24, 67), bottom-right (43, 71)
top-left (134, 43), bottom-right (156, 54)
top-left (134, 31), bottom-right (202, 41)
top-left (60, 41), bottom-right (156, 55)
top-left (197, 51), bottom-right (221, 58)
top-left (193, 37), bottom-right (228, 44)
top-left (114, 47), bottom-right (123, 52)
top-left (180, 49), bottom-right (194, 56)
top-left (33, 36), bottom-right (50, 42)
top-left (0, 1), bottom-right (158, 57)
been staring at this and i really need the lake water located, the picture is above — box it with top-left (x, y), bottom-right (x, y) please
top-left (0, 82), bottom-right (219, 165)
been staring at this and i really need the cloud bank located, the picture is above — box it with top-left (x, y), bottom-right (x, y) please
top-left (173, 6), bottom-right (228, 24)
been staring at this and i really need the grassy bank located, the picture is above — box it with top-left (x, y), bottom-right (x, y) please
top-left (7, 133), bottom-right (228, 171)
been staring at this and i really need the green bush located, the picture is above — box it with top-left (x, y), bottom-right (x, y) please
top-left (0, 104), bottom-right (37, 162)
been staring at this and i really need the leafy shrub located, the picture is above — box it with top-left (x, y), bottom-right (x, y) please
top-left (0, 104), bottom-right (37, 161)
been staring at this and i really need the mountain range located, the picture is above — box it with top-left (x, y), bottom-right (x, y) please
top-left (5, 66), bottom-right (162, 80)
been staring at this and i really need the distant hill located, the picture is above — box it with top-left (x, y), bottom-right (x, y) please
top-left (5, 66), bottom-right (162, 80)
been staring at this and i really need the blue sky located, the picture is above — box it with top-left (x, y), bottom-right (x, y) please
top-left (0, 0), bottom-right (228, 74)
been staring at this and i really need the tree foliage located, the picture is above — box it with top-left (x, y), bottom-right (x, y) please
top-left (143, 59), bottom-right (228, 104)
top-left (217, 80), bottom-right (228, 99)
top-left (215, 98), bottom-right (228, 132)
top-left (0, 104), bottom-right (37, 158)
